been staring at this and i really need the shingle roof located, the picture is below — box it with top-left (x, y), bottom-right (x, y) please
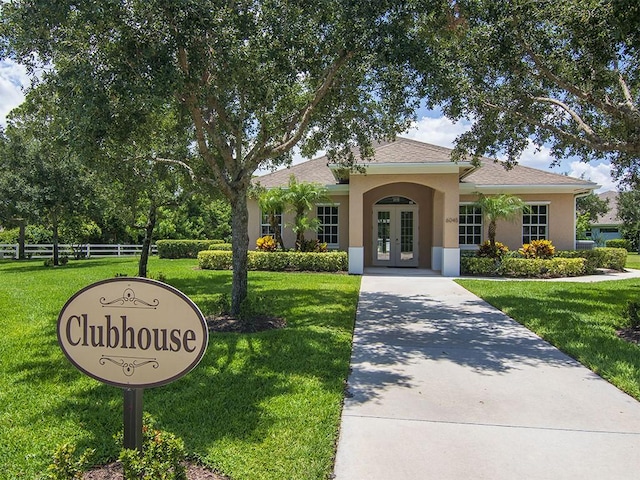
top-left (254, 137), bottom-right (597, 190)
top-left (594, 190), bottom-right (620, 225)
top-left (461, 160), bottom-right (594, 187)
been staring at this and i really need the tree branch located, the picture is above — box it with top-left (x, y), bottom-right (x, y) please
top-left (531, 96), bottom-right (599, 139)
top-left (268, 51), bottom-right (354, 161)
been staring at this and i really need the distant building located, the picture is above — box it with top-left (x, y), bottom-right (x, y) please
top-left (587, 191), bottom-right (622, 245)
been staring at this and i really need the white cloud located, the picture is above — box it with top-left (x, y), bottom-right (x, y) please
top-left (0, 60), bottom-right (29, 126)
top-left (401, 115), bottom-right (470, 148)
top-left (402, 114), bottom-right (617, 192)
top-left (567, 161), bottom-right (616, 193)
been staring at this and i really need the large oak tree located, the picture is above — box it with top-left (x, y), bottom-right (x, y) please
top-left (1, 0), bottom-right (444, 313)
top-left (431, 0), bottom-right (640, 183)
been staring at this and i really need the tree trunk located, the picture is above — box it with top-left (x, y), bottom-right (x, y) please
top-left (230, 188), bottom-right (249, 316)
top-left (270, 215), bottom-right (286, 251)
top-left (488, 221), bottom-right (497, 248)
top-left (138, 200), bottom-right (157, 278)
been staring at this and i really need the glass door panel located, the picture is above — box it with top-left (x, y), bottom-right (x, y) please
top-left (373, 206), bottom-right (418, 267)
top-left (376, 210), bottom-right (391, 262)
top-left (400, 210), bottom-right (414, 262)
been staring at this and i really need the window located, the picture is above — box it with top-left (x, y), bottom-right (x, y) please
top-left (317, 205), bottom-right (339, 246)
top-left (459, 205), bottom-right (483, 245)
top-left (523, 204), bottom-right (548, 244)
top-left (261, 210), bottom-right (282, 237)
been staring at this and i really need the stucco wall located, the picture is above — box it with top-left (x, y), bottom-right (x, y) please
top-left (247, 193), bottom-right (349, 251)
top-left (459, 193), bottom-right (577, 251)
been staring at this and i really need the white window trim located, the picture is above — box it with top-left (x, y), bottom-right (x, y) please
top-left (522, 203), bottom-right (549, 243)
top-left (458, 203), bottom-right (483, 246)
top-left (260, 209), bottom-right (283, 238)
top-left (316, 204), bottom-right (340, 248)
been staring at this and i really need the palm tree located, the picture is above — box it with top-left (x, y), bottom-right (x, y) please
top-left (258, 186), bottom-right (287, 250)
top-left (473, 193), bottom-right (528, 251)
top-left (285, 176), bottom-right (331, 250)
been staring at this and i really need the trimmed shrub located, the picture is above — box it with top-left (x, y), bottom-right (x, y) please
top-left (157, 239), bottom-right (217, 259)
top-left (198, 250), bottom-right (232, 270)
top-left (606, 239), bottom-right (631, 251)
top-left (208, 242), bottom-right (232, 251)
top-left (519, 239), bottom-right (555, 259)
top-left (555, 249), bottom-right (606, 274)
top-left (460, 257), bottom-right (499, 276)
top-left (198, 250), bottom-right (348, 272)
top-left (499, 257), bottom-right (585, 278)
top-left (248, 251), bottom-right (290, 270)
top-left (599, 247), bottom-right (627, 270)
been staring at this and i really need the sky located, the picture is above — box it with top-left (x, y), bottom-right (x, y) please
top-left (0, 58), bottom-right (617, 193)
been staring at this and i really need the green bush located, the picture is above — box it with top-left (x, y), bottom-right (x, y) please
top-left (197, 250), bottom-right (232, 270)
top-left (208, 242), bottom-right (232, 251)
top-left (460, 257), bottom-right (498, 275)
top-left (499, 257), bottom-right (585, 278)
top-left (555, 249), bottom-right (606, 274)
top-left (46, 443), bottom-right (95, 480)
top-left (606, 239), bottom-right (631, 251)
top-left (198, 250), bottom-right (348, 272)
top-left (624, 301), bottom-right (640, 328)
top-left (156, 240), bottom-right (218, 259)
top-left (599, 247), bottom-right (627, 270)
top-left (118, 414), bottom-right (186, 480)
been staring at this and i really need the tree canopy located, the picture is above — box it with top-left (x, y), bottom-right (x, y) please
top-left (433, 0), bottom-right (640, 184)
top-left (1, 0), bottom-right (443, 313)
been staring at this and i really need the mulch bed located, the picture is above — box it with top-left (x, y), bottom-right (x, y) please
top-left (83, 461), bottom-right (229, 480)
top-left (206, 314), bottom-right (286, 333)
top-left (617, 325), bottom-right (640, 345)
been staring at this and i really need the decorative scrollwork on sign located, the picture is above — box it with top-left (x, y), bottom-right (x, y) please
top-left (100, 288), bottom-right (159, 309)
top-left (100, 355), bottom-right (159, 376)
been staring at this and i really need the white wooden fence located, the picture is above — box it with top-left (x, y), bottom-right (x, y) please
top-left (0, 243), bottom-right (157, 259)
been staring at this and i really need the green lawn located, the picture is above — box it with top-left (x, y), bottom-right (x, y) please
top-left (0, 258), bottom-right (360, 480)
top-left (457, 277), bottom-right (640, 400)
top-left (626, 252), bottom-right (640, 269)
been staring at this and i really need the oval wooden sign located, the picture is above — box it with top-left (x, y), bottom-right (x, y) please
top-left (57, 277), bottom-right (209, 389)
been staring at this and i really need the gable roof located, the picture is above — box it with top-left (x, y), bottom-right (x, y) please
top-left (255, 137), bottom-right (598, 194)
top-left (593, 191), bottom-right (621, 226)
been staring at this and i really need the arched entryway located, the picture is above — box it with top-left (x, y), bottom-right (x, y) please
top-left (362, 183), bottom-right (435, 269)
top-left (372, 196), bottom-right (418, 267)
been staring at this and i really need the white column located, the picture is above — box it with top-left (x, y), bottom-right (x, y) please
top-left (348, 247), bottom-right (364, 275)
top-left (441, 248), bottom-right (460, 277)
top-left (432, 246), bottom-right (443, 271)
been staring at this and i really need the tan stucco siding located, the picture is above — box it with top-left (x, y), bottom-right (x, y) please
top-left (247, 194), bottom-right (349, 251)
top-left (459, 193), bottom-right (577, 250)
top-left (352, 173), bottom-right (459, 268)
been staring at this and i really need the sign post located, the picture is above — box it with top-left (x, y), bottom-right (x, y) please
top-left (57, 277), bottom-right (209, 451)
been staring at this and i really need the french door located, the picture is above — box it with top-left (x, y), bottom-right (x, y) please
top-left (372, 205), bottom-right (418, 267)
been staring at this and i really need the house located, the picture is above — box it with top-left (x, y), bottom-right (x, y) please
top-left (249, 137), bottom-right (598, 275)
top-left (586, 191), bottom-right (622, 245)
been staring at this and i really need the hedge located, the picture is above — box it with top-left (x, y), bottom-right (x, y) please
top-left (460, 257), bottom-right (499, 276)
top-left (555, 247), bottom-right (627, 272)
top-left (605, 239), bottom-right (631, 251)
top-left (198, 250), bottom-right (348, 272)
top-left (157, 240), bottom-right (221, 259)
top-left (499, 257), bottom-right (586, 278)
top-left (208, 243), bottom-right (232, 251)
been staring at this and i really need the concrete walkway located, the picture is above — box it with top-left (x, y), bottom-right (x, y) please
top-left (333, 271), bottom-right (640, 479)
